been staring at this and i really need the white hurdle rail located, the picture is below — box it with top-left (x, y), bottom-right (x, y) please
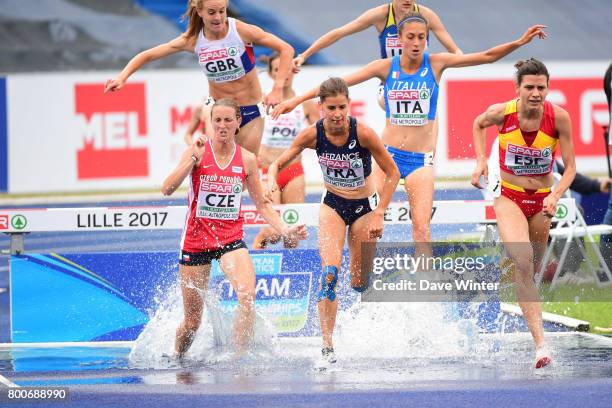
top-left (0, 198), bottom-right (577, 233)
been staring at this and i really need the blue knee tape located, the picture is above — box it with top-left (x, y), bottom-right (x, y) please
top-left (352, 285), bottom-right (368, 293)
top-left (317, 266), bottom-right (338, 302)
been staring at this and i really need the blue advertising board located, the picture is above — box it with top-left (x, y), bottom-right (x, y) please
top-left (10, 249), bottom-right (504, 342)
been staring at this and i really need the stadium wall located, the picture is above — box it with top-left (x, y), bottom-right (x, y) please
top-left (3, 62), bottom-right (609, 194)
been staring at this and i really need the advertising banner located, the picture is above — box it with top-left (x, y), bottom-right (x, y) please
top-left (10, 250), bottom-right (321, 342)
top-left (5, 62), bottom-right (609, 193)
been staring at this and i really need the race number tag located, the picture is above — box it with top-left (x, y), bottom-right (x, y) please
top-left (263, 108), bottom-right (304, 149)
top-left (319, 155), bottom-right (365, 189)
top-left (199, 46), bottom-right (246, 83)
top-left (197, 179), bottom-right (243, 220)
top-left (385, 36), bottom-right (402, 57)
top-left (504, 144), bottom-right (553, 176)
top-left (387, 89), bottom-right (431, 126)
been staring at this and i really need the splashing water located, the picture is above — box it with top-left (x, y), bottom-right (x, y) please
top-left (128, 283), bottom-right (277, 369)
top-left (129, 276), bottom-right (506, 371)
top-left (333, 300), bottom-right (500, 365)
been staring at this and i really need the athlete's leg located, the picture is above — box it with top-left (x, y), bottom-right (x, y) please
top-left (494, 196), bottom-right (545, 348)
top-left (219, 247), bottom-right (256, 352)
top-left (280, 174), bottom-right (306, 248)
top-left (529, 211), bottom-right (553, 276)
top-left (175, 263), bottom-right (211, 358)
top-left (318, 204), bottom-right (347, 349)
top-left (372, 160), bottom-right (387, 194)
top-left (235, 116), bottom-right (264, 155)
top-left (348, 211), bottom-right (377, 291)
top-left (404, 166), bottom-right (434, 257)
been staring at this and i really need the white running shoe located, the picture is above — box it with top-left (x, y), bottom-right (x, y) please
top-left (535, 345), bottom-right (552, 369)
top-left (314, 347), bottom-right (337, 371)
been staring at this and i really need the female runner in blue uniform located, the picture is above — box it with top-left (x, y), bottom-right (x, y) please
top-left (293, 0), bottom-right (461, 112)
top-left (267, 78), bottom-right (399, 366)
top-left (105, 0), bottom-right (294, 155)
top-left (294, 0), bottom-right (461, 67)
top-left (274, 14), bottom-right (546, 247)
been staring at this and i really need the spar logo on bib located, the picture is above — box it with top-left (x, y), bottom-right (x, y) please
top-left (387, 89), bottom-right (431, 126)
top-left (386, 36), bottom-right (402, 57)
top-left (386, 37), bottom-right (401, 48)
top-left (75, 83), bottom-right (148, 179)
top-left (199, 48), bottom-right (228, 62)
top-left (233, 184), bottom-right (242, 194)
top-left (505, 144), bottom-right (553, 175)
top-left (350, 159), bottom-right (363, 169)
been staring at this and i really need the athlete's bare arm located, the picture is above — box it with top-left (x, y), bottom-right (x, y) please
top-left (419, 6), bottom-right (462, 54)
top-left (429, 25), bottom-right (547, 81)
top-left (236, 21), bottom-right (294, 107)
top-left (271, 59), bottom-right (391, 119)
top-left (542, 106), bottom-right (576, 215)
top-left (184, 105), bottom-right (205, 146)
top-left (356, 123), bottom-right (399, 212)
top-left (294, 6), bottom-right (385, 69)
top-left (471, 103), bottom-right (506, 189)
top-left (342, 58), bottom-right (391, 87)
top-left (244, 149), bottom-right (307, 239)
top-left (161, 136), bottom-right (206, 195)
top-left (356, 122), bottom-right (400, 238)
top-left (302, 100), bottom-right (321, 124)
top-left (105, 35), bottom-right (193, 93)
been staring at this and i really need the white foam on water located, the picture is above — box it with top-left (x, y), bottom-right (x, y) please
top-left (128, 275), bottom-right (504, 371)
top-left (333, 300), bottom-right (499, 365)
top-left (128, 283), bottom-right (277, 369)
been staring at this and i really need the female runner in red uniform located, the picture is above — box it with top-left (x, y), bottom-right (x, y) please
top-left (471, 59), bottom-right (576, 368)
top-left (162, 98), bottom-right (307, 359)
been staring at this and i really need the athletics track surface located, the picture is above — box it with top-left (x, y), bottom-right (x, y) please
top-left (1, 190), bottom-right (611, 407)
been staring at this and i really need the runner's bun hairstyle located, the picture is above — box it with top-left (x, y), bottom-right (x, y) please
top-left (514, 58), bottom-right (549, 85)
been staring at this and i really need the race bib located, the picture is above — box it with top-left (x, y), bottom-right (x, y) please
top-left (504, 144), bottom-right (553, 176)
top-left (198, 46), bottom-right (246, 83)
top-left (197, 179), bottom-right (243, 220)
top-left (387, 89), bottom-right (431, 126)
top-left (319, 155), bottom-right (365, 189)
top-left (263, 110), bottom-right (304, 149)
top-left (385, 36), bottom-right (402, 58)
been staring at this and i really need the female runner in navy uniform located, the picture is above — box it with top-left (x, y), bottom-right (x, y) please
top-left (267, 78), bottom-right (400, 366)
